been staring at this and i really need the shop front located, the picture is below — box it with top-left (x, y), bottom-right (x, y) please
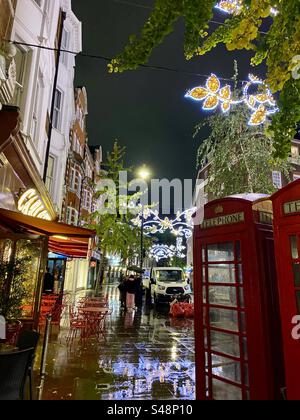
top-left (0, 208), bottom-right (95, 329)
top-left (272, 179), bottom-right (300, 400)
top-left (193, 195), bottom-right (284, 400)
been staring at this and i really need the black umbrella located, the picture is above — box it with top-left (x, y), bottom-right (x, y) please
top-left (127, 266), bottom-right (144, 274)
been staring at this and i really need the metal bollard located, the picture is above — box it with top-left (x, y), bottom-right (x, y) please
top-left (40, 314), bottom-right (52, 377)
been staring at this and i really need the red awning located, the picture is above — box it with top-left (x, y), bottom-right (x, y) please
top-left (0, 208), bottom-right (96, 258)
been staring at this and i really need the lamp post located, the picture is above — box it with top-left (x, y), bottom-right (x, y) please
top-left (137, 165), bottom-right (151, 271)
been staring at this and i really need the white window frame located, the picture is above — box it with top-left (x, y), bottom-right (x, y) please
top-left (272, 171), bottom-right (282, 189)
top-left (53, 88), bottom-right (63, 131)
top-left (45, 155), bottom-right (55, 194)
top-left (83, 189), bottom-right (92, 212)
top-left (66, 207), bottom-right (79, 226)
top-left (69, 166), bottom-right (82, 197)
top-left (61, 27), bottom-right (70, 67)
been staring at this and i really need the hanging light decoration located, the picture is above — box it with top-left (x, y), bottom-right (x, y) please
top-left (149, 240), bottom-right (186, 262)
top-left (131, 208), bottom-right (196, 239)
top-left (215, 1), bottom-right (278, 16)
top-left (215, 0), bottom-right (242, 15)
top-left (185, 74), bottom-right (278, 126)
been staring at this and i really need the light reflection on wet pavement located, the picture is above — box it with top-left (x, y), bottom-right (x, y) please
top-left (35, 286), bottom-right (195, 400)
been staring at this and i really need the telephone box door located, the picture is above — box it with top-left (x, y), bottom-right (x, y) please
top-left (276, 225), bottom-right (300, 400)
top-left (195, 232), bottom-right (251, 400)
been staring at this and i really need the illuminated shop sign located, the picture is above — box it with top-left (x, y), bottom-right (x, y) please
top-left (201, 212), bottom-right (245, 229)
top-left (18, 188), bottom-right (52, 220)
top-left (283, 200), bottom-right (300, 215)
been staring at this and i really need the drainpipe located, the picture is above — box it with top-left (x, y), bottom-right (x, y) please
top-left (43, 10), bottom-right (66, 183)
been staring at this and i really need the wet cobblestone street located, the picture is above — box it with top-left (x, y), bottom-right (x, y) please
top-left (35, 286), bottom-right (195, 400)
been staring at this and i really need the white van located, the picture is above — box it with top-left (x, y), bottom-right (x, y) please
top-left (143, 267), bottom-right (191, 304)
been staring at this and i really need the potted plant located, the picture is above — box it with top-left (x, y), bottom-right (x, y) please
top-left (0, 254), bottom-right (31, 344)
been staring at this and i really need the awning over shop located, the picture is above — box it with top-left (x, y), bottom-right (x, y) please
top-left (0, 208), bottom-right (96, 258)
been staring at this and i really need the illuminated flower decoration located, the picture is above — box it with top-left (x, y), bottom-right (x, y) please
top-left (215, 1), bottom-right (278, 16)
top-left (243, 74), bottom-right (278, 126)
top-left (186, 73), bottom-right (278, 126)
top-left (215, 0), bottom-right (242, 15)
top-left (161, 217), bottom-right (174, 230)
top-left (185, 74), bottom-right (233, 113)
top-left (131, 216), bottom-right (142, 227)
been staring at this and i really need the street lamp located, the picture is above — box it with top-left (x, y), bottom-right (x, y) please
top-left (137, 165), bottom-right (151, 271)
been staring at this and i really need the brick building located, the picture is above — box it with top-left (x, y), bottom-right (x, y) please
top-left (62, 86), bottom-right (102, 292)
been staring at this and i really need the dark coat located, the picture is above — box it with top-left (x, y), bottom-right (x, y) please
top-left (124, 278), bottom-right (138, 294)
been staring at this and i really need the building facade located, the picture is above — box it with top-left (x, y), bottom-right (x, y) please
top-left (0, 1), bottom-right (97, 318)
top-left (62, 86), bottom-right (102, 293)
top-left (0, 0), bottom-right (82, 218)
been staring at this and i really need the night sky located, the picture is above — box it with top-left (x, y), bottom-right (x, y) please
top-left (72, 0), bottom-right (264, 183)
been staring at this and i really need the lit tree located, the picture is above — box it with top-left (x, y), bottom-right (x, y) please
top-left (195, 102), bottom-right (291, 199)
top-left (88, 142), bottom-right (152, 286)
top-left (109, 0), bottom-right (300, 158)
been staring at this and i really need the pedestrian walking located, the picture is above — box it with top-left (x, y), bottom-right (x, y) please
top-left (124, 275), bottom-right (138, 312)
top-left (135, 275), bottom-right (143, 309)
top-left (118, 273), bottom-right (126, 308)
top-left (43, 267), bottom-right (54, 294)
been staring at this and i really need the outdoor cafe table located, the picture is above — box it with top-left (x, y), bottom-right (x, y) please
top-left (79, 307), bottom-right (110, 315)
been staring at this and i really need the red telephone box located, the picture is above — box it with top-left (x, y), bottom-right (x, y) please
top-left (193, 195), bottom-right (284, 400)
top-left (272, 179), bottom-right (300, 400)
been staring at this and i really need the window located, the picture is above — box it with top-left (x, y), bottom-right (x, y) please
top-left (72, 133), bottom-right (83, 157)
top-left (53, 89), bottom-right (63, 131)
top-left (86, 162), bottom-right (93, 179)
top-left (12, 46), bottom-right (30, 109)
top-left (66, 207), bottom-right (79, 226)
top-left (31, 76), bottom-right (42, 143)
top-left (291, 146), bottom-right (299, 158)
top-left (33, 0), bottom-right (42, 7)
top-left (272, 171), bottom-right (282, 189)
top-left (83, 190), bottom-right (92, 211)
top-left (69, 167), bottom-right (82, 196)
top-left (77, 107), bottom-right (85, 131)
top-left (61, 28), bottom-right (69, 66)
top-left (45, 156), bottom-right (55, 193)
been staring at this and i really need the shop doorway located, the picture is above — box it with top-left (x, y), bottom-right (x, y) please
top-left (47, 253), bottom-right (67, 295)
